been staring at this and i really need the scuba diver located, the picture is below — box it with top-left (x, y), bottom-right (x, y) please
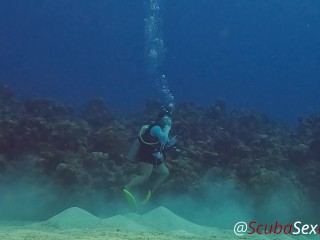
top-left (123, 104), bottom-right (177, 208)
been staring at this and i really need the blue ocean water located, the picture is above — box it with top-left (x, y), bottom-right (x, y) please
top-left (0, 0), bottom-right (320, 124)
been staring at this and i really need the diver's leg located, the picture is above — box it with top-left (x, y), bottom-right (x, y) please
top-left (150, 163), bottom-right (169, 193)
top-left (125, 162), bottom-right (153, 191)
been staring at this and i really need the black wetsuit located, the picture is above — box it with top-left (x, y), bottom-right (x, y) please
top-left (138, 123), bottom-right (165, 166)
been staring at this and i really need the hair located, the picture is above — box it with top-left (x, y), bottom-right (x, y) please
top-left (156, 112), bottom-right (168, 122)
top-left (155, 112), bottom-right (172, 129)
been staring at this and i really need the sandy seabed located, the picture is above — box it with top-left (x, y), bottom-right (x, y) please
top-left (0, 206), bottom-right (308, 240)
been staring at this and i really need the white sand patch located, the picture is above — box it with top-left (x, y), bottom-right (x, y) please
top-left (100, 215), bottom-right (149, 232)
top-left (31, 207), bottom-right (101, 229)
top-left (136, 206), bottom-right (225, 236)
top-left (0, 206), bottom-right (308, 240)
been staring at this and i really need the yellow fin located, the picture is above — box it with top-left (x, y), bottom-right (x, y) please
top-left (141, 190), bottom-right (152, 205)
top-left (122, 188), bottom-right (137, 210)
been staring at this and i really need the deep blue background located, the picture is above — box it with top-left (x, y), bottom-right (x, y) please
top-left (0, 0), bottom-right (319, 124)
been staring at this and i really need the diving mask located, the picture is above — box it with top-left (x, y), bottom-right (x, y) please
top-left (163, 116), bottom-right (172, 127)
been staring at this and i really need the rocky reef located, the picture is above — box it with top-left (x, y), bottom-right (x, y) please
top-left (0, 85), bottom-right (319, 219)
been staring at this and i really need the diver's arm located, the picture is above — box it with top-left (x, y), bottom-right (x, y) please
top-left (150, 125), bottom-right (170, 145)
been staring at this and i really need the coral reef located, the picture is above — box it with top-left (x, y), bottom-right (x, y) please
top-left (1, 85), bottom-right (320, 216)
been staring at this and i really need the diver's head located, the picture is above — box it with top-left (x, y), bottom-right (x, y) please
top-left (156, 115), bottom-right (172, 128)
top-left (156, 112), bottom-right (172, 128)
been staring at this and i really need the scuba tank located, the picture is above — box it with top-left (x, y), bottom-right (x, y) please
top-left (126, 125), bottom-right (150, 162)
top-left (126, 138), bottom-right (140, 162)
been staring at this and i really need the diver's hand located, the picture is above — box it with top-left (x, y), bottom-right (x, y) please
top-left (167, 136), bottom-right (177, 147)
top-left (152, 152), bottom-right (164, 161)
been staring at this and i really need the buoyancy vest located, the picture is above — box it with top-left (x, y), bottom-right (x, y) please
top-left (139, 123), bottom-right (162, 154)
